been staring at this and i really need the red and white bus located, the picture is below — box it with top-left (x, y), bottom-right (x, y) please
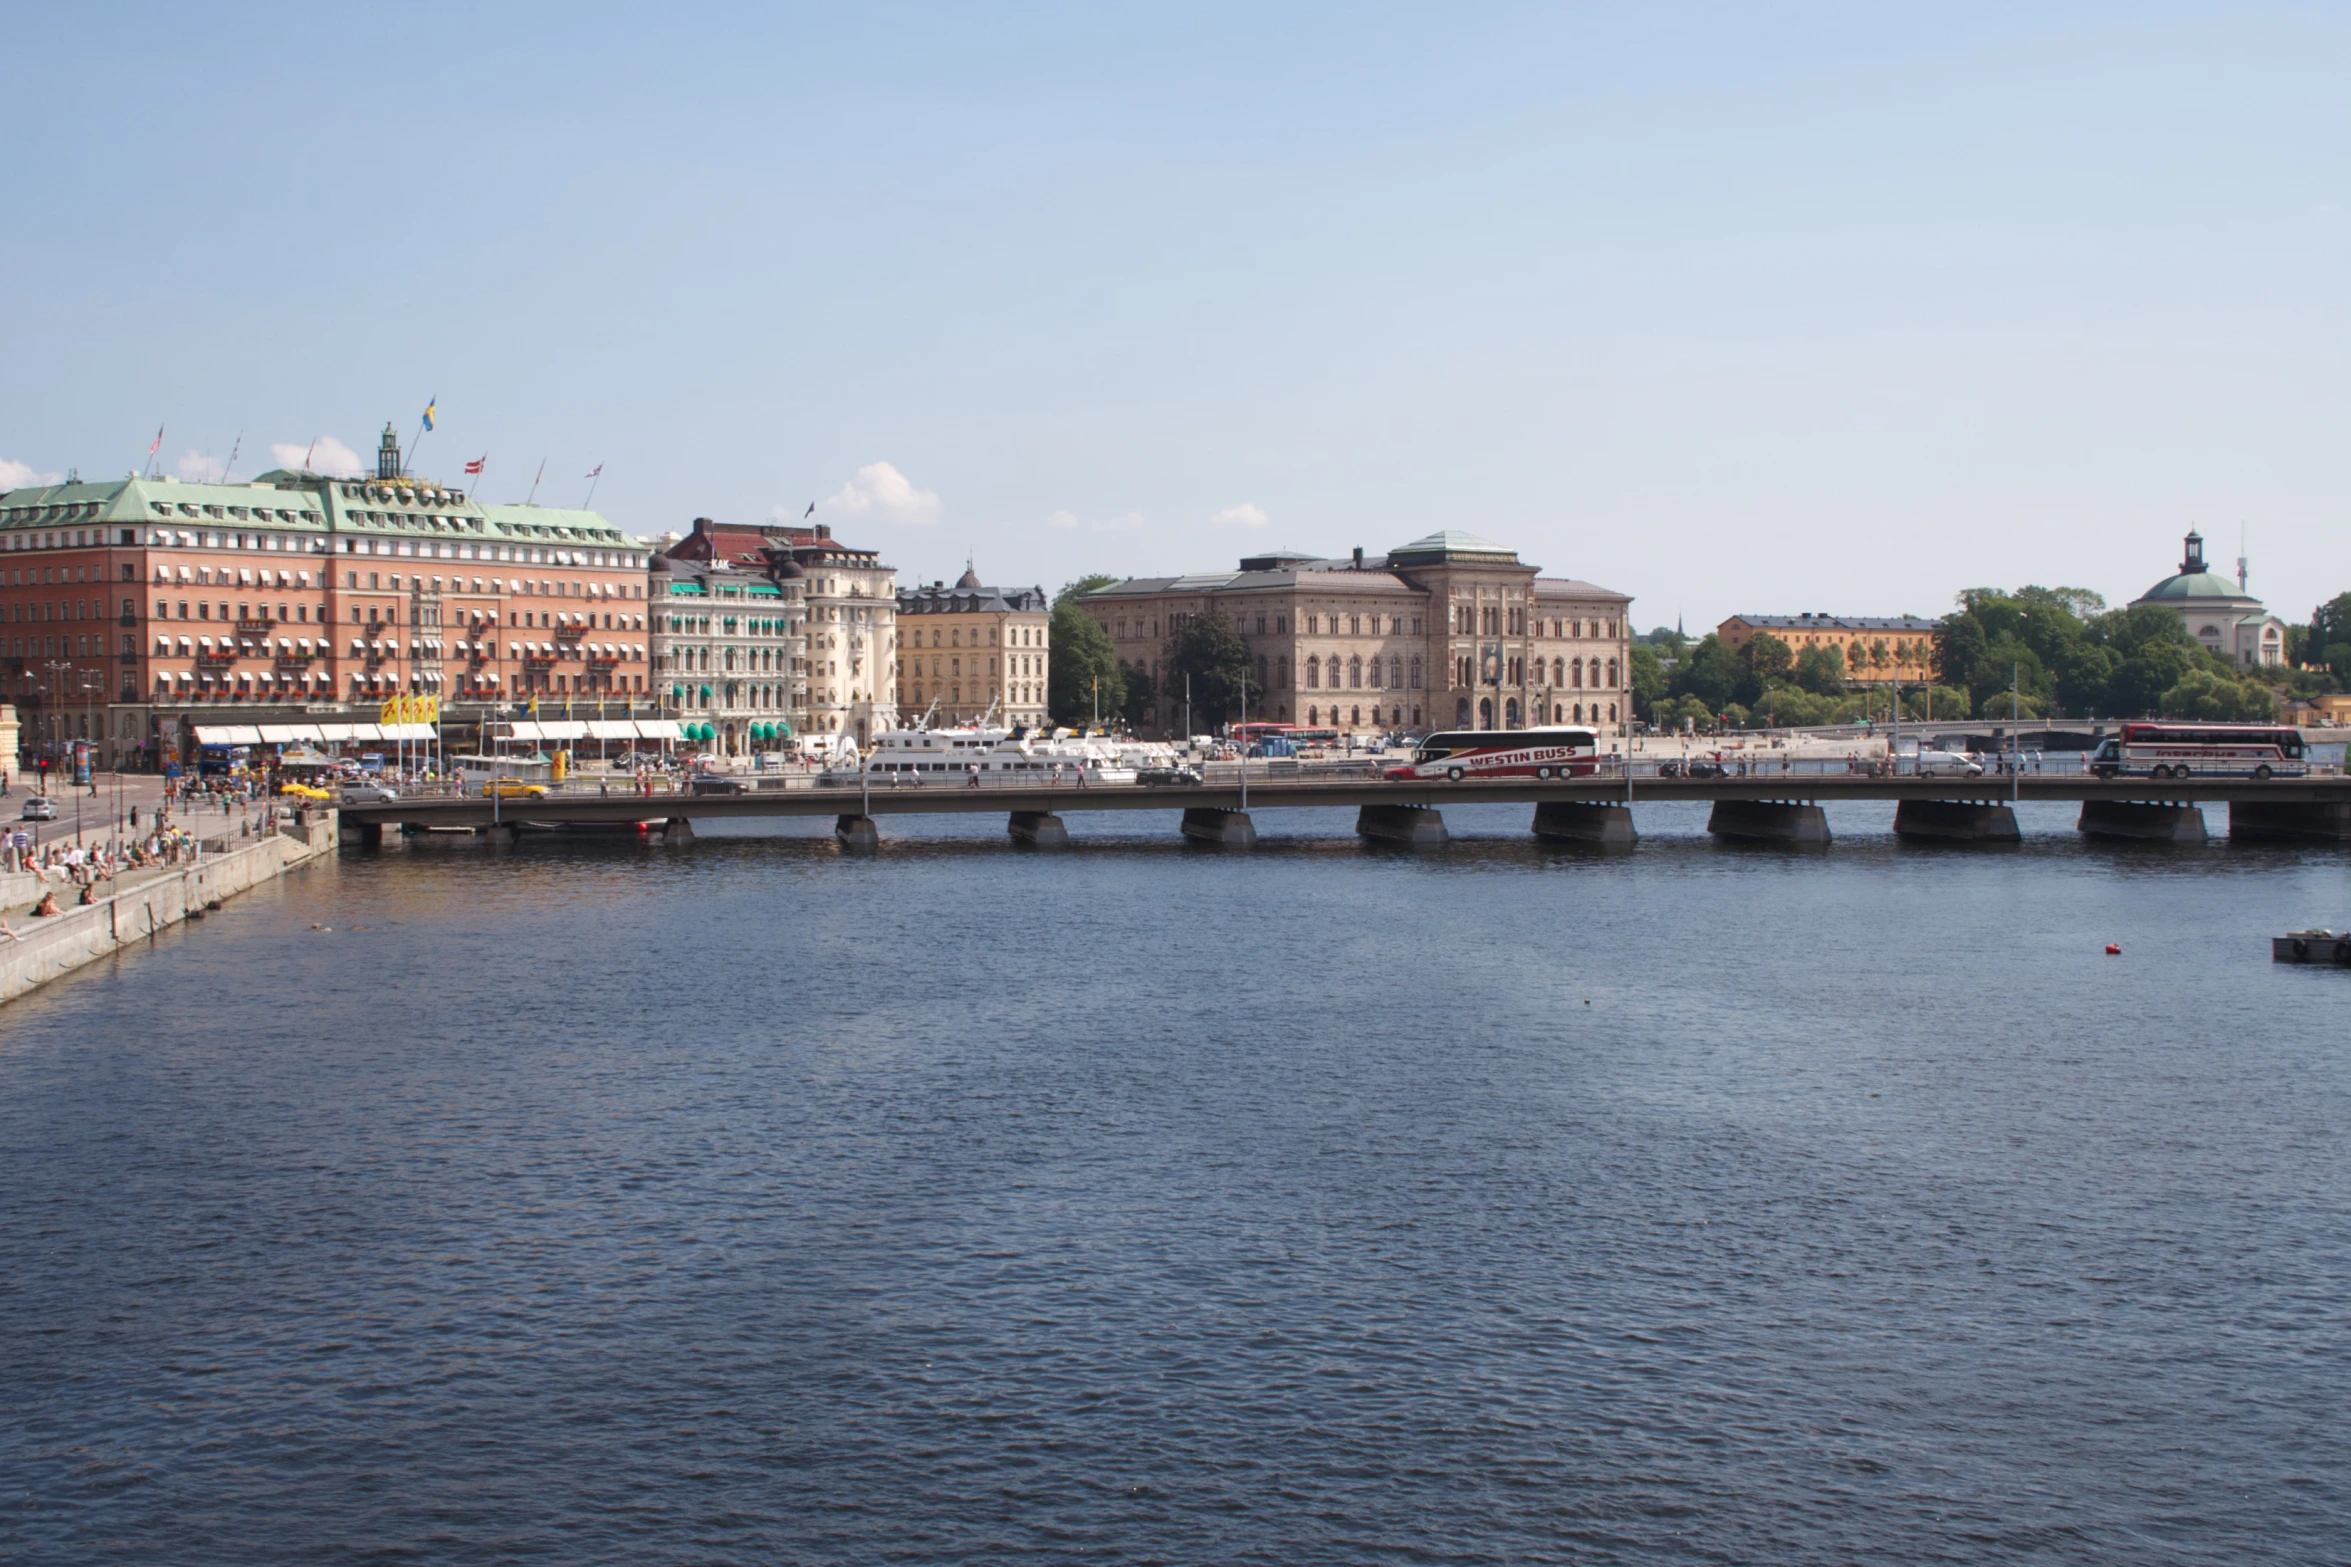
top-left (2087, 722), bottom-right (2307, 780)
top-left (1384, 726), bottom-right (1601, 782)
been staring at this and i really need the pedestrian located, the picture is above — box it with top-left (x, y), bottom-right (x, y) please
top-left (967, 761), bottom-right (980, 788)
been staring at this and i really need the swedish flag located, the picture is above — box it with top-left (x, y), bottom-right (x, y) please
top-left (421, 398), bottom-right (436, 433)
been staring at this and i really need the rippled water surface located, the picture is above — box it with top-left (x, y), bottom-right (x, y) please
top-left (4, 802), bottom-right (2349, 1564)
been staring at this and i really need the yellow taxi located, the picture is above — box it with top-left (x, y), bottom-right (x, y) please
top-left (481, 777), bottom-right (550, 800)
top-left (279, 782), bottom-right (334, 801)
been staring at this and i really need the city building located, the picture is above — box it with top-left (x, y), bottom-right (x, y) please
top-left (659, 516), bottom-right (897, 744)
top-left (1079, 531), bottom-right (1633, 737)
top-left (895, 566), bottom-right (1050, 729)
top-left (1, 425), bottom-right (650, 768)
top-left (649, 546), bottom-right (807, 757)
top-left (1716, 614), bottom-right (1937, 684)
top-left (2129, 529), bottom-right (2289, 670)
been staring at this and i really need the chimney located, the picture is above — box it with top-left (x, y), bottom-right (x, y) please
top-left (817, 523), bottom-right (831, 540)
top-left (1352, 546), bottom-right (1364, 569)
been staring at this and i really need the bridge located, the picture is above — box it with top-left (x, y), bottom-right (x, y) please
top-left (335, 769), bottom-right (2351, 848)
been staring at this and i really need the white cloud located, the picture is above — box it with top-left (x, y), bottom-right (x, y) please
top-left (1212, 502), bottom-right (1269, 528)
top-left (267, 437), bottom-right (365, 479)
top-left (175, 449), bottom-right (227, 483)
top-left (0, 458), bottom-right (61, 491)
top-left (1044, 508), bottom-right (1145, 533)
top-left (820, 461), bottom-right (941, 526)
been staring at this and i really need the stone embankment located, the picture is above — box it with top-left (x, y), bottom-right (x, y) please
top-left (0, 813), bottom-right (337, 1005)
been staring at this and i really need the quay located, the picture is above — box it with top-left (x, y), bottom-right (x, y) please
top-left (0, 814), bottom-right (337, 1005)
top-left (336, 771), bottom-right (2351, 848)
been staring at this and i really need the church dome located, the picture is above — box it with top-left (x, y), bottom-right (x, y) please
top-left (2135, 529), bottom-right (2254, 604)
top-left (956, 564), bottom-right (983, 589)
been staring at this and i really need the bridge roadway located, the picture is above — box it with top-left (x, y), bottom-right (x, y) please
top-left (336, 771), bottom-right (2351, 847)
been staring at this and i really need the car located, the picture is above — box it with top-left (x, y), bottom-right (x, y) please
top-left (280, 782), bottom-right (336, 802)
top-left (1137, 765), bottom-right (1204, 787)
top-left (480, 778), bottom-right (549, 800)
top-left (1911, 748), bottom-right (1984, 778)
top-left (688, 775), bottom-right (747, 795)
top-left (338, 783), bottom-right (399, 803)
top-left (1655, 759), bottom-right (1724, 779)
top-left (20, 795), bottom-right (57, 821)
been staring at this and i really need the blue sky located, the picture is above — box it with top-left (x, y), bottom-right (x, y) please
top-left (5, 3), bottom-right (2347, 626)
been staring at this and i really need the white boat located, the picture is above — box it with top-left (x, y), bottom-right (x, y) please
top-left (860, 721), bottom-right (1138, 785)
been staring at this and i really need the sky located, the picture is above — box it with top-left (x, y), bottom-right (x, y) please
top-left (4, 2), bottom-right (2347, 628)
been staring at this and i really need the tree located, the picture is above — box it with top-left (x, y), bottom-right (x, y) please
top-left (1793, 643), bottom-right (1845, 695)
top-left (1672, 634), bottom-right (1741, 713)
top-left (1121, 663), bottom-right (1156, 729)
top-left (1163, 611), bottom-right (1257, 728)
top-left (2160, 669), bottom-right (2276, 721)
top-left (1047, 579), bottom-right (1124, 727)
top-left (2311, 592), bottom-right (2351, 682)
top-left (1628, 641), bottom-right (1670, 720)
top-left (1742, 632), bottom-right (1795, 689)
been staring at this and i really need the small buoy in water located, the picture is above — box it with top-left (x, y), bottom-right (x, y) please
top-left (2105, 943), bottom-right (2121, 955)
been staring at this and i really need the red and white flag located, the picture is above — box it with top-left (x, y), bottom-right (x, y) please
top-left (147, 424), bottom-right (164, 457)
top-left (584, 464), bottom-right (603, 479)
top-left (464, 456), bottom-right (486, 475)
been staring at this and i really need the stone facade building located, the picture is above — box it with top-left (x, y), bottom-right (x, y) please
top-left (1716, 614), bottom-right (1937, 685)
top-left (659, 516), bottom-right (897, 745)
top-left (2129, 529), bottom-right (2289, 670)
top-left (895, 566), bottom-right (1050, 729)
top-left (0, 424), bottom-right (650, 768)
top-left (1080, 531), bottom-right (1633, 738)
top-left (649, 548), bottom-right (807, 756)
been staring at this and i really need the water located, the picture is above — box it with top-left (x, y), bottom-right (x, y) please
top-left (3, 803), bottom-right (2348, 1564)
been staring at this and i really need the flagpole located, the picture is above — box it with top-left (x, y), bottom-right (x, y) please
top-left (582, 466), bottom-right (602, 510)
top-left (525, 459), bottom-right (545, 505)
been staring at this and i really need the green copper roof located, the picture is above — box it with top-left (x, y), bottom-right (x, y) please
top-left (2137, 571), bottom-right (2250, 602)
top-left (1387, 528), bottom-right (1519, 562)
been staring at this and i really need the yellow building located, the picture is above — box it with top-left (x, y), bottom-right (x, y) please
top-left (1717, 614), bottom-right (1936, 684)
top-left (895, 567), bottom-right (1052, 728)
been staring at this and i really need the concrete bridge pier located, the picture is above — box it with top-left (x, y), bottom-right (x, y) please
top-left (662, 818), bottom-right (695, 845)
top-left (1893, 799), bottom-right (2021, 842)
top-left (2229, 800), bottom-right (2351, 842)
top-left (1357, 804), bottom-right (1448, 846)
top-left (2079, 800), bottom-right (2206, 843)
top-left (1180, 807), bottom-right (1258, 846)
top-left (835, 813), bottom-right (881, 850)
top-left (341, 820), bottom-right (385, 850)
top-left (1007, 810), bottom-right (1070, 846)
top-left (1707, 799), bottom-right (1830, 844)
top-left (480, 822), bottom-right (521, 845)
top-left (1531, 801), bottom-right (1636, 846)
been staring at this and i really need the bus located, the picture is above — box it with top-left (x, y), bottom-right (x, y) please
top-left (2087, 722), bottom-right (2306, 780)
top-left (1384, 726), bottom-right (1600, 782)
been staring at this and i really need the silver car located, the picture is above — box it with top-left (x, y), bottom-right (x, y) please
top-left (340, 783), bottom-right (400, 804)
top-left (1912, 748), bottom-right (1984, 777)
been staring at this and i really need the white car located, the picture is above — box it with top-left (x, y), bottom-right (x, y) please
top-left (20, 795), bottom-right (57, 821)
top-left (1912, 748), bottom-right (1984, 777)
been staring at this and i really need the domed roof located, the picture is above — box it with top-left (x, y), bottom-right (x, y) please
top-left (2134, 529), bottom-right (2257, 605)
top-left (2138, 570), bottom-right (2245, 602)
top-left (956, 564), bottom-right (983, 589)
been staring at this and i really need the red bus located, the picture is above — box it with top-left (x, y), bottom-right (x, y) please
top-left (2088, 722), bottom-right (2307, 780)
top-left (1384, 726), bottom-right (1600, 782)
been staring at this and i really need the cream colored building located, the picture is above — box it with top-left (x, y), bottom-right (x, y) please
top-left (1081, 532), bottom-right (1633, 737)
top-left (2129, 529), bottom-right (2289, 670)
top-left (895, 566), bottom-right (1051, 728)
top-left (1717, 614), bottom-right (1937, 684)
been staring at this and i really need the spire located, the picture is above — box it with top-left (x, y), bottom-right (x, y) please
top-left (377, 423), bottom-right (402, 481)
top-left (2181, 529), bottom-right (2205, 575)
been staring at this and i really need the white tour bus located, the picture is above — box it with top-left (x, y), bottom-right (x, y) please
top-left (1383, 726), bottom-right (1601, 782)
top-left (2087, 722), bottom-right (2307, 780)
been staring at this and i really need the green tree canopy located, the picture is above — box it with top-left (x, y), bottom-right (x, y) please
top-left (1792, 642), bottom-right (1846, 695)
top-left (1164, 611), bottom-right (1259, 728)
top-left (1047, 579), bottom-right (1124, 727)
top-left (1934, 586), bottom-right (2275, 719)
top-left (1742, 632), bottom-right (1795, 689)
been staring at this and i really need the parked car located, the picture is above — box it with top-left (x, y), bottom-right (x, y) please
top-left (21, 795), bottom-right (57, 821)
top-left (1657, 759), bottom-right (1725, 779)
top-left (480, 778), bottom-right (549, 800)
top-left (339, 783), bottom-right (400, 803)
top-left (1137, 765), bottom-right (1204, 786)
